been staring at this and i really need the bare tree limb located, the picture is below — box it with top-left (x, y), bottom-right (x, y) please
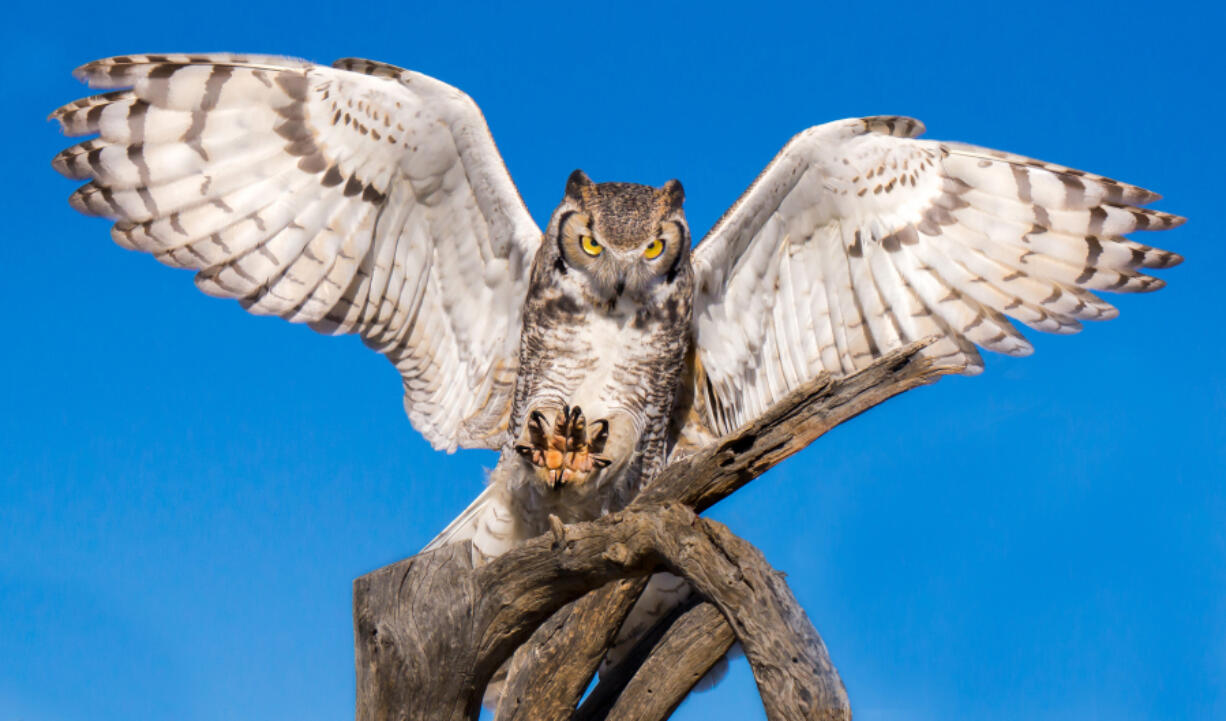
top-left (354, 507), bottom-right (664, 721)
top-left (577, 600), bottom-right (735, 721)
top-left (353, 340), bottom-right (958, 721)
top-left (680, 519), bottom-right (848, 720)
top-left (495, 578), bottom-right (649, 721)
top-left (574, 595), bottom-right (705, 721)
top-left (640, 338), bottom-right (951, 512)
top-left (494, 340), bottom-right (953, 716)
top-left (354, 503), bottom-right (843, 720)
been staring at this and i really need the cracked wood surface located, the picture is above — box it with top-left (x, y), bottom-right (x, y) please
top-left (495, 579), bottom-right (650, 720)
top-left (494, 341), bottom-right (952, 719)
top-left (575, 600), bottom-right (736, 721)
top-left (353, 340), bottom-right (955, 721)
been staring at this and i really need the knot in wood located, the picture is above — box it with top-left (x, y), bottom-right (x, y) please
top-left (548, 513), bottom-right (566, 548)
top-left (602, 542), bottom-right (632, 566)
top-left (661, 501), bottom-right (698, 526)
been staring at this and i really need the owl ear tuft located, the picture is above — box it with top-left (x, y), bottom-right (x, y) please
top-left (565, 169), bottom-right (592, 200)
top-left (660, 179), bottom-right (685, 210)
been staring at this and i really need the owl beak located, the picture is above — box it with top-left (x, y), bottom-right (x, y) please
top-left (614, 272), bottom-right (626, 297)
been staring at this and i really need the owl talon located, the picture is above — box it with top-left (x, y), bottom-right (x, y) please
top-left (588, 419), bottom-right (609, 454)
top-left (516, 404), bottom-right (613, 488)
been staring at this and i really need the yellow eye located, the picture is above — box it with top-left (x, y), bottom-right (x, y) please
top-left (644, 238), bottom-right (665, 260)
top-left (580, 235), bottom-right (602, 257)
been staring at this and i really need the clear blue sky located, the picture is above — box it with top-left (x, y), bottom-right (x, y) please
top-left (2, 2), bottom-right (1222, 720)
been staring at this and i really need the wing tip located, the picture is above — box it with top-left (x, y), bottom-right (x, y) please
top-left (71, 58), bottom-right (105, 83)
top-left (49, 146), bottom-right (81, 178)
top-left (1138, 276), bottom-right (1167, 293)
top-left (71, 55), bottom-right (141, 85)
top-left (67, 183), bottom-right (104, 216)
top-left (71, 53), bottom-right (315, 89)
top-left (332, 57), bottom-right (407, 79)
top-left (862, 115), bottom-right (925, 139)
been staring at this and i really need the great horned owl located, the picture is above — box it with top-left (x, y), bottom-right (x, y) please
top-left (500, 173), bottom-right (693, 530)
top-left (51, 52), bottom-right (1184, 665)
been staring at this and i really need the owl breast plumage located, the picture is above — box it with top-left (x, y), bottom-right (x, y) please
top-left (52, 51), bottom-right (1184, 626)
top-left (500, 175), bottom-right (695, 529)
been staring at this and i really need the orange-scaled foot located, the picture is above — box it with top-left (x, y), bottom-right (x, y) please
top-left (515, 405), bottom-right (611, 488)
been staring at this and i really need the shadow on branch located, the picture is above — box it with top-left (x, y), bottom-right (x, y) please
top-left (354, 340), bottom-right (956, 721)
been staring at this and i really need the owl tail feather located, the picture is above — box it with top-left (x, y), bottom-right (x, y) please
top-left (423, 482), bottom-right (519, 565)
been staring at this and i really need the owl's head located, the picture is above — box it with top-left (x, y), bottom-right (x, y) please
top-left (543, 170), bottom-right (690, 310)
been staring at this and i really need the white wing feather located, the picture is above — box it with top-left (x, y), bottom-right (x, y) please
top-left (690, 116), bottom-right (1183, 436)
top-left (52, 54), bottom-right (542, 451)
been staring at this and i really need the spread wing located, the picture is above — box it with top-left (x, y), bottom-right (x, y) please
top-left (687, 116), bottom-right (1184, 437)
top-left (51, 54), bottom-right (542, 451)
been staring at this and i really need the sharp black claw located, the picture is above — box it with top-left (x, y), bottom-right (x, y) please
top-left (589, 419), bottom-right (609, 453)
top-left (519, 404), bottom-right (614, 483)
top-left (552, 406), bottom-right (570, 437)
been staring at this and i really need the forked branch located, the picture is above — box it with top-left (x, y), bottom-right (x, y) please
top-left (353, 340), bottom-right (956, 721)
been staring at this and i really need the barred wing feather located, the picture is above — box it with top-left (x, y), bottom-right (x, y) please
top-left (689, 116), bottom-right (1183, 437)
top-left (52, 54), bottom-right (542, 451)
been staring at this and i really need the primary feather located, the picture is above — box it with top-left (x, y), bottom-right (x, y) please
top-left (51, 54), bottom-right (542, 451)
top-left (54, 59), bottom-right (1185, 704)
top-left (687, 116), bottom-right (1183, 437)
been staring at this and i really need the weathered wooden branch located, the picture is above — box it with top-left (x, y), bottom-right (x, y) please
top-left (604, 602), bottom-right (735, 721)
top-left (355, 503), bottom-right (838, 720)
top-left (641, 338), bottom-right (950, 513)
top-left (575, 600), bottom-right (735, 721)
top-left (353, 340), bottom-right (956, 721)
top-left (495, 578), bottom-right (649, 720)
top-left (496, 340), bottom-right (953, 716)
top-left (355, 507), bottom-right (664, 721)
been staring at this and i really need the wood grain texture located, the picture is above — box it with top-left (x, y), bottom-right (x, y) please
top-left (496, 579), bottom-right (649, 721)
top-left (352, 340), bottom-right (956, 721)
top-left (496, 339), bottom-right (951, 718)
top-left (641, 337), bottom-right (950, 513)
top-left (579, 600), bottom-right (736, 721)
top-left (574, 595), bottom-right (710, 721)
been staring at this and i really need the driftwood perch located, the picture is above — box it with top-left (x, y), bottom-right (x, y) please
top-left (353, 341), bottom-right (954, 721)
